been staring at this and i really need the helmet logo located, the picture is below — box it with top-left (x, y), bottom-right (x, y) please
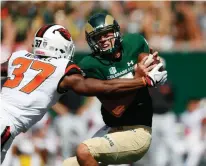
top-left (36, 24), bottom-right (54, 37)
top-left (53, 28), bottom-right (71, 41)
top-left (43, 41), bottom-right (47, 48)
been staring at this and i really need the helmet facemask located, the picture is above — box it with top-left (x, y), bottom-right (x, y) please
top-left (86, 24), bottom-right (122, 59)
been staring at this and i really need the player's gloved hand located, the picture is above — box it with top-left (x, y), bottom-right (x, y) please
top-left (134, 55), bottom-right (156, 77)
top-left (144, 63), bottom-right (167, 87)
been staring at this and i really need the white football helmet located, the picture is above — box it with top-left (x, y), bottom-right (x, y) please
top-left (32, 24), bottom-right (75, 60)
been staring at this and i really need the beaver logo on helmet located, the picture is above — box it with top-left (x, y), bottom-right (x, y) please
top-left (53, 28), bottom-right (71, 41)
top-left (33, 24), bottom-right (75, 60)
top-left (36, 24), bottom-right (54, 38)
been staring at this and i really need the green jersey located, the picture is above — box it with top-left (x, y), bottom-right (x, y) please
top-left (76, 33), bottom-right (153, 127)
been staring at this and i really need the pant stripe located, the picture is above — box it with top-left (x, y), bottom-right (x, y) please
top-left (1, 126), bottom-right (11, 151)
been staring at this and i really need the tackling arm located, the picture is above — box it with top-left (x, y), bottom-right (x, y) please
top-left (60, 74), bottom-right (146, 96)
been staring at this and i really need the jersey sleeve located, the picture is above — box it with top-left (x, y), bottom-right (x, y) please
top-left (64, 61), bottom-right (84, 76)
top-left (57, 61), bottom-right (84, 94)
top-left (141, 35), bottom-right (150, 53)
top-left (124, 33), bottom-right (150, 55)
top-left (134, 33), bottom-right (150, 53)
top-left (77, 57), bottom-right (105, 80)
top-left (142, 38), bottom-right (150, 53)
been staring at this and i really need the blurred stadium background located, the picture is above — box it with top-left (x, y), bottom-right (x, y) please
top-left (1, 1), bottom-right (206, 166)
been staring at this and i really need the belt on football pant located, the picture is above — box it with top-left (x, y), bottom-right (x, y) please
top-left (109, 125), bottom-right (152, 134)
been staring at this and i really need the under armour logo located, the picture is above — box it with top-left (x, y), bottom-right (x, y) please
top-left (127, 60), bottom-right (134, 66)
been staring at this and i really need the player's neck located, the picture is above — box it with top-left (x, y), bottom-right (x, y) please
top-left (114, 51), bottom-right (121, 59)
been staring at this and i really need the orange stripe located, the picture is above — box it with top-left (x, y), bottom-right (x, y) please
top-left (65, 64), bottom-right (80, 74)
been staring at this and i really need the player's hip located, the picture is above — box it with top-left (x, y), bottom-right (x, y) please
top-left (91, 124), bottom-right (151, 138)
top-left (83, 125), bottom-right (152, 164)
top-left (1, 100), bottom-right (27, 137)
top-left (101, 102), bottom-right (153, 127)
top-left (0, 114), bottom-right (15, 163)
top-left (110, 125), bottom-right (151, 134)
top-left (102, 112), bottom-right (153, 128)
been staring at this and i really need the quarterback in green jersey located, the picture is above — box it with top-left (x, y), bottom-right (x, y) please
top-left (63, 13), bottom-right (167, 166)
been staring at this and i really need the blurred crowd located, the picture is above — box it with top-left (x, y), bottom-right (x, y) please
top-left (1, 1), bottom-right (206, 166)
top-left (1, 1), bottom-right (206, 61)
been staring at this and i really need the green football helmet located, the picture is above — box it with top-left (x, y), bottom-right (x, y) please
top-left (85, 13), bottom-right (122, 57)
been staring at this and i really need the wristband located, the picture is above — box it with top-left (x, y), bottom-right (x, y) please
top-left (145, 76), bottom-right (154, 87)
top-left (142, 77), bottom-right (147, 87)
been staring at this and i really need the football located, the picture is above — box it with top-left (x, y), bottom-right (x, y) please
top-left (138, 52), bottom-right (164, 71)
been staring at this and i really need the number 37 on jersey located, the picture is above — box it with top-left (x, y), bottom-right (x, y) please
top-left (3, 57), bottom-right (56, 94)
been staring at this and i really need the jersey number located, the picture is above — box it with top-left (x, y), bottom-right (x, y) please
top-left (3, 57), bottom-right (56, 94)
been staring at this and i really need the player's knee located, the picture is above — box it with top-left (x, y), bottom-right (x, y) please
top-left (76, 143), bottom-right (92, 160)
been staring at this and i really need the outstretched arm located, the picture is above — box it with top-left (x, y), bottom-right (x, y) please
top-left (60, 74), bottom-right (146, 96)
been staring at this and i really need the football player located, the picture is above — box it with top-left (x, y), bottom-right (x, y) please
top-left (1, 24), bottom-right (159, 163)
top-left (63, 13), bottom-right (167, 166)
